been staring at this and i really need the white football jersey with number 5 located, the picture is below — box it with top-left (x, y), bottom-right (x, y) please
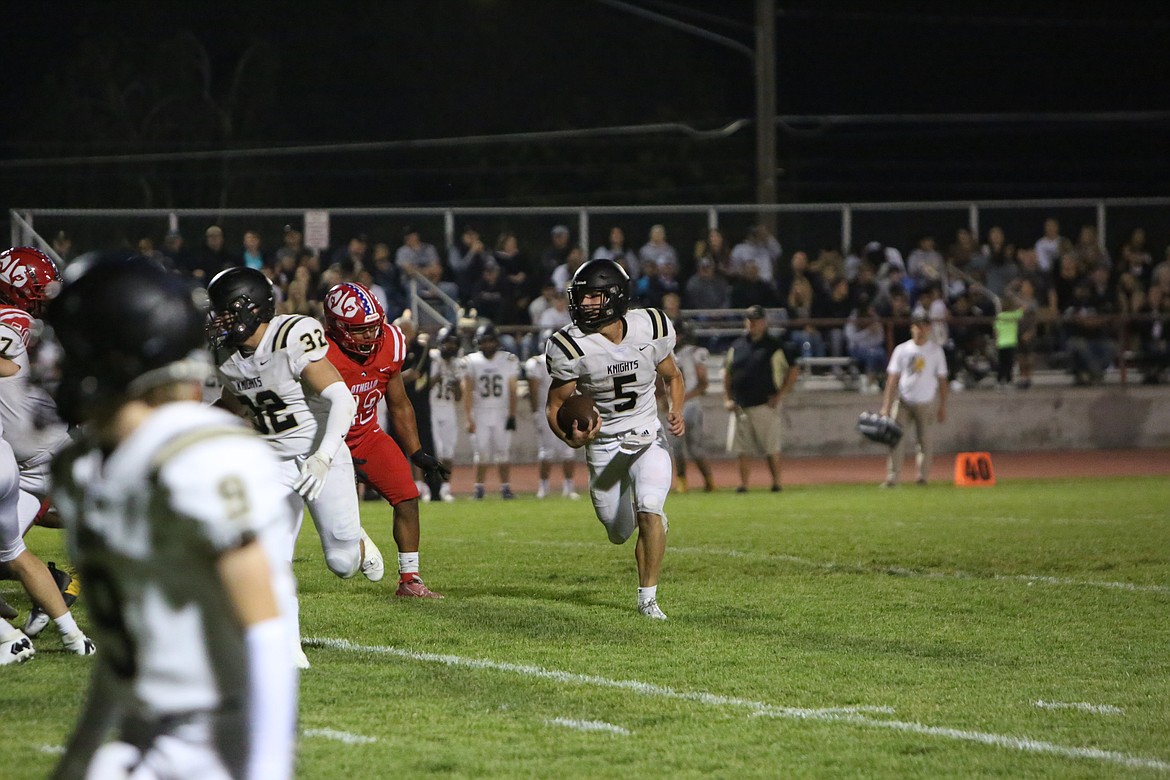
top-left (214, 314), bottom-right (333, 459)
top-left (545, 307), bottom-right (674, 439)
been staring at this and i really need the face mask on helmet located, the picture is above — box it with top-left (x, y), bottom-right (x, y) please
top-left (324, 283), bottom-right (385, 357)
top-left (208, 295), bottom-right (264, 350)
top-left (0, 247), bottom-right (62, 319)
top-left (568, 259), bottom-right (630, 331)
top-left (206, 268), bottom-right (275, 350)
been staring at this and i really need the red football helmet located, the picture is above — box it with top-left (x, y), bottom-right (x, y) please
top-left (323, 282), bottom-right (386, 356)
top-left (0, 247), bottom-right (62, 318)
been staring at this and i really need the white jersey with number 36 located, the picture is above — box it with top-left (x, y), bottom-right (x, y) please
top-left (462, 350), bottom-right (519, 414)
top-left (214, 314), bottom-right (333, 460)
top-left (545, 308), bottom-right (674, 439)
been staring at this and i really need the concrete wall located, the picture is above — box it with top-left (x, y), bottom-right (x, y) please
top-left (445, 384), bottom-right (1170, 464)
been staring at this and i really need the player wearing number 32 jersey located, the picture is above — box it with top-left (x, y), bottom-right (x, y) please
top-left (323, 282), bottom-right (447, 598)
top-left (544, 258), bottom-right (685, 620)
top-left (208, 269), bottom-right (383, 666)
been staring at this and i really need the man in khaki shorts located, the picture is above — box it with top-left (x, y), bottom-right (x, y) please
top-left (723, 305), bottom-right (800, 492)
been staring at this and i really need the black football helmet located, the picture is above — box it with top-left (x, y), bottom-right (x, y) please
top-left (474, 322), bottom-right (499, 356)
top-left (437, 325), bottom-right (461, 359)
top-left (567, 258), bottom-right (629, 331)
top-left (44, 255), bottom-right (210, 425)
top-left (206, 267), bottom-right (276, 349)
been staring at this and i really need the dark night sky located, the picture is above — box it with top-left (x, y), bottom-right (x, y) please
top-left (4, 1), bottom-right (1170, 212)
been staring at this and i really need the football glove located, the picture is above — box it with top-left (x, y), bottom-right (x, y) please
top-left (856, 412), bottom-right (904, 447)
top-left (294, 452), bottom-right (332, 501)
top-left (410, 449), bottom-right (451, 482)
top-left (505, 415), bottom-right (516, 431)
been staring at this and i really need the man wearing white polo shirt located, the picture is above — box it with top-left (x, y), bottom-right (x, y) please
top-left (879, 310), bottom-right (948, 487)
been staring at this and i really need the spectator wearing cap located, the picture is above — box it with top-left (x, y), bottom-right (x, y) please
top-left (723, 305), bottom-right (800, 493)
top-left (192, 225), bottom-right (237, 282)
top-left (879, 310), bottom-right (948, 487)
top-left (540, 224), bottom-right (573, 285)
top-left (684, 256), bottom-right (730, 310)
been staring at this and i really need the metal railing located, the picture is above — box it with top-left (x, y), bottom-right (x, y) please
top-left (12, 197), bottom-right (1170, 260)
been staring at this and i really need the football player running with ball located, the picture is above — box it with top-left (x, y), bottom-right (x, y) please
top-left (208, 268), bottom-right (382, 666)
top-left (322, 282), bottom-right (448, 598)
top-left (544, 258), bottom-right (686, 620)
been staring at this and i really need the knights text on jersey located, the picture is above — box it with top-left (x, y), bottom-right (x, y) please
top-left (214, 314), bottom-right (331, 459)
top-left (545, 308), bottom-right (675, 438)
top-left (326, 323), bottom-right (407, 441)
top-left (51, 402), bottom-right (291, 716)
top-left (463, 350), bottom-right (520, 413)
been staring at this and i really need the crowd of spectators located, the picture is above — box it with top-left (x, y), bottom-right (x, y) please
top-left (50, 217), bottom-right (1170, 386)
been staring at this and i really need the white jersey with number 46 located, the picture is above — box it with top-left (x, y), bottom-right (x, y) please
top-left (545, 307), bottom-right (675, 439)
top-left (214, 314), bottom-right (334, 460)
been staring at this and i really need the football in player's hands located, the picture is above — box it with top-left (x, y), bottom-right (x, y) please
top-left (557, 394), bottom-right (599, 434)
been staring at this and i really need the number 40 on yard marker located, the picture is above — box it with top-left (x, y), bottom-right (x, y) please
top-left (954, 452), bottom-right (996, 487)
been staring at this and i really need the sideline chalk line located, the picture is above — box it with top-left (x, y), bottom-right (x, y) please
top-left (306, 636), bottom-right (1169, 772)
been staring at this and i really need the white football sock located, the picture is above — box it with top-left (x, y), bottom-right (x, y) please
top-left (398, 552), bottom-right (419, 575)
top-left (54, 612), bottom-right (80, 637)
top-left (637, 585), bottom-right (658, 607)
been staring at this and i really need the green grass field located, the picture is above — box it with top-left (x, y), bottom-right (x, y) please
top-left (5, 477), bottom-right (1169, 779)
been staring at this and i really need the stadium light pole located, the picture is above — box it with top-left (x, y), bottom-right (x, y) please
top-left (755, 0), bottom-right (777, 227)
top-left (594, 0), bottom-right (777, 218)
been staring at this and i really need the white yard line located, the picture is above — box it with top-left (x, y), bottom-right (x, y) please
top-left (495, 539), bottom-right (1170, 594)
top-left (1033, 701), bottom-right (1125, 716)
top-left (36, 745), bottom-right (65, 755)
top-left (306, 637), bottom-right (1170, 772)
top-left (547, 717), bottom-right (631, 735)
top-left (301, 728), bottom-right (378, 745)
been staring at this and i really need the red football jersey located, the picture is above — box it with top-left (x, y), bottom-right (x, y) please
top-left (326, 322), bottom-right (408, 441)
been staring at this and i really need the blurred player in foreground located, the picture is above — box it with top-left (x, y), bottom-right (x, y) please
top-left (47, 256), bottom-right (297, 780)
top-left (323, 283), bottom-right (448, 598)
top-left (544, 258), bottom-right (685, 620)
